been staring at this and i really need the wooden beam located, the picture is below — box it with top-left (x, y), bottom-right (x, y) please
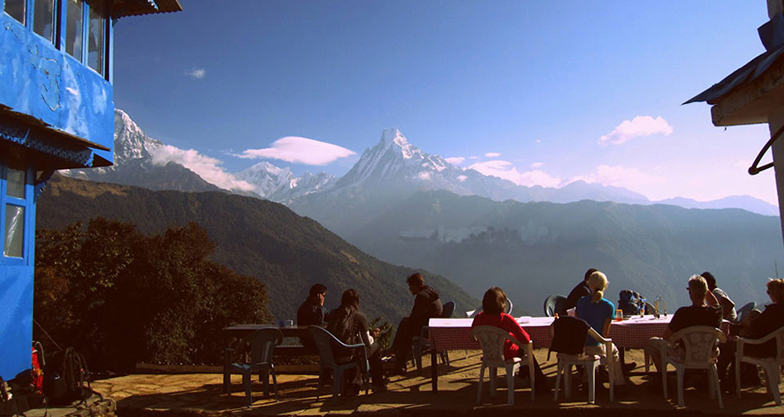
top-left (710, 58), bottom-right (784, 126)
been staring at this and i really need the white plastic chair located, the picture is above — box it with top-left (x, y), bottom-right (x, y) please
top-left (471, 325), bottom-right (535, 406)
top-left (735, 327), bottom-right (784, 406)
top-left (553, 327), bottom-right (614, 404)
top-left (660, 326), bottom-right (726, 408)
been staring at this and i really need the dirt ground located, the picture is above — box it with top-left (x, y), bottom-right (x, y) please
top-left (26, 349), bottom-right (784, 417)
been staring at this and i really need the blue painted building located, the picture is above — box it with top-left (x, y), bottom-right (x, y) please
top-left (0, 0), bottom-right (181, 380)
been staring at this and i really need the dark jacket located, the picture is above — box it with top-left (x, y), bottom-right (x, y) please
top-left (744, 302), bottom-right (784, 358)
top-left (565, 281), bottom-right (591, 312)
top-left (410, 285), bottom-right (443, 330)
top-left (297, 296), bottom-right (324, 327)
top-left (326, 305), bottom-right (370, 348)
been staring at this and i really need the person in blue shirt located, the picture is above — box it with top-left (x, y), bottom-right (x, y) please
top-left (576, 270), bottom-right (626, 387)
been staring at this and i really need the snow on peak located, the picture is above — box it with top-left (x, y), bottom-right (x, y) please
top-left (334, 128), bottom-right (461, 189)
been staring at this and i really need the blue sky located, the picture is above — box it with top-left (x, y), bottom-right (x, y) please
top-left (113, 1), bottom-right (778, 204)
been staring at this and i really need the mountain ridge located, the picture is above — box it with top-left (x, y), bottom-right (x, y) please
top-left (36, 175), bottom-right (478, 323)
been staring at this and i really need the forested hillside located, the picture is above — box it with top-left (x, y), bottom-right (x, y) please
top-left (37, 175), bottom-right (478, 324)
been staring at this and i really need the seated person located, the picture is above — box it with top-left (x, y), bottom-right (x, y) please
top-left (564, 268), bottom-right (598, 313)
top-left (298, 284), bottom-right (327, 348)
top-left (326, 289), bottom-right (386, 394)
top-left (718, 278), bottom-right (784, 389)
top-left (298, 284), bottom-right (327, 326)
top-left (576, 271), bottom-right (626, 387)
top-left (389, 273), bottom-right (443, 375)
top-left (645, 275), bottom-right (721, 372)
top-left (702, 271), bottom-right (737, 322)
top-left (472, 287), bottom-right (549, 391)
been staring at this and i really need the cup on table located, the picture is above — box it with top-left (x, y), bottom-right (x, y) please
top-left (616, 309), bottom-right (624, 321)
top-left (279, 319), bottom-right (294, 328)
top-left (567, 307), bottom-right (576, 317)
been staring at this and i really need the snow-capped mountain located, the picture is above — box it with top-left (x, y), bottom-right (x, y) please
top-left (234, 162), bottom-right (337, 203)
top-left (333, 128), bottom-right (528, 199)
top-left (61, 110), bottom-right (221, 192)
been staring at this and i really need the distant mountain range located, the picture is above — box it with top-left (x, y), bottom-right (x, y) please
top-left (36, 175), bottom-right (478, 324)
top-left (343, 189), bottom-right (783, 314)
top-left (63, 110), bottom-right (778, 217)
top-left (53, 109), bottom-right (783, 317)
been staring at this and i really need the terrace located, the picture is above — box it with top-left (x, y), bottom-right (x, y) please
top-left (23, 349), bottom-right (784, 417)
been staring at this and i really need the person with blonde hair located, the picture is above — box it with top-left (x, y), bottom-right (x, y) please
top-left (576, 271), bottom-right (626, 388)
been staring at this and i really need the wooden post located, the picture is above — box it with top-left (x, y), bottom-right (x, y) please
top-left (768, 0), bottom-right (784, 19)
top-left (769, 111), bottom-right (784, 249)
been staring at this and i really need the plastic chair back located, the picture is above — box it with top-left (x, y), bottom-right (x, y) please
top-left (670, 326), bottom-right (725, 367)
top-left (309, 326), bottom-right (339, 368)
top-left (543, 295), bottom-right (567, 317)
top-left (471, 325), bottom-right (516, 368)
top-left (247, 328), bottom-right (283, 367)
top-left (442, 301), bottom-right (455, 318)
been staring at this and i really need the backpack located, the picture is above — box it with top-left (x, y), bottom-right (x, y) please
top-left (31, 342), bottom-right (44, 394)
top-left (548, 316), bottom-right (590, 360)
top-left (42, 347), bottom-right (92, 406)
top-left (618, 290), bottom-right (647, 316)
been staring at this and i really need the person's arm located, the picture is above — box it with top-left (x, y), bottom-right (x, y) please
top-left (601, 317), bottom-right (612, 338)
top-left (705, 290), bottom-right (719, 306)
top-left (356, 313), bottom-right (372, 349)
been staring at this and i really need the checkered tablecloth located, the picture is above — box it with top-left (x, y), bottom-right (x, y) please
top-left (427, 315), bottom-right (717, 351)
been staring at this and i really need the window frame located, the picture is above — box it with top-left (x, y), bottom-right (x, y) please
top-left (0, 162), bottom-right (35, 266)
top-left (4, 0), bottom-right (112, 81)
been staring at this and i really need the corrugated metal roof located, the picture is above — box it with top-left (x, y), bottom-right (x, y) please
top-left (111, 0), bottom-right (182, 19)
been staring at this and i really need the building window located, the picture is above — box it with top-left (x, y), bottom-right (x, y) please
top-left (3, 0), bottom-right (26, 24)
top-left (65, 0), bottom-right (84, 60)
top-left (2, 165), bottom-right (28, 260)
top-left (87, 0), bottom-right (104, 76)
top-left (4, 205), bottom-right (25, 258)
top-left (5, 0), bottom-right (110, 80)
top-left (33, 0), bottom-right (56, 43)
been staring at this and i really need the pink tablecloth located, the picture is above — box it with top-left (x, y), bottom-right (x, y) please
top-left (429, 315), bottom-right (688, 351)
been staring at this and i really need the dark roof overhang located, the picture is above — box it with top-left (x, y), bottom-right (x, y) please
top-left (111, 0), bottom-right (183, 19)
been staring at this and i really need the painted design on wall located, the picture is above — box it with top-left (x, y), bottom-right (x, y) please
top-left (0, 15), bottom-right (113, 160)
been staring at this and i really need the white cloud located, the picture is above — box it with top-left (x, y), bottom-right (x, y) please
top-left (536, 139), bottom-right (542, 143)
top-left (238, 136), bottom-right (356, 165)
top-left (457, 175), bottom-right (468, 182)
top-left (598, 115), bottom-right (673, 146)
top-left (573, 164), bottom-right (665, 189)
top-left (185, 68), bottom-right (207, 80)
top-left (469, 156), bottom-right (479, 160)
top-left (469, 160), bottom-right (562, 188)
top-left (531, 162), bottom-right (545, 168)
top-left (485, 152), bottom-right (501, 158)
top-left (445, 157), bottom-right (465, 165)
top-left (150, 145), bottom-right (256, 192)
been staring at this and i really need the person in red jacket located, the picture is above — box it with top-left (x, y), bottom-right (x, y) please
top-left (472, 287), bottom-right (549, 392)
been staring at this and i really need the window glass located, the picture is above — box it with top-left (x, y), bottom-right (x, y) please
top-left (4, 205), bottom-right (25, 258)
top-left (87, 1), bottom-right (104, 75)
top-left (66, 0), bottom-right (84, 60)
top-left (3, 0), bottom-right (25, 24)
top-left (33, 0), bottom-right (56, 42)
top-left (6, 167), bottom-right (25, 199)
